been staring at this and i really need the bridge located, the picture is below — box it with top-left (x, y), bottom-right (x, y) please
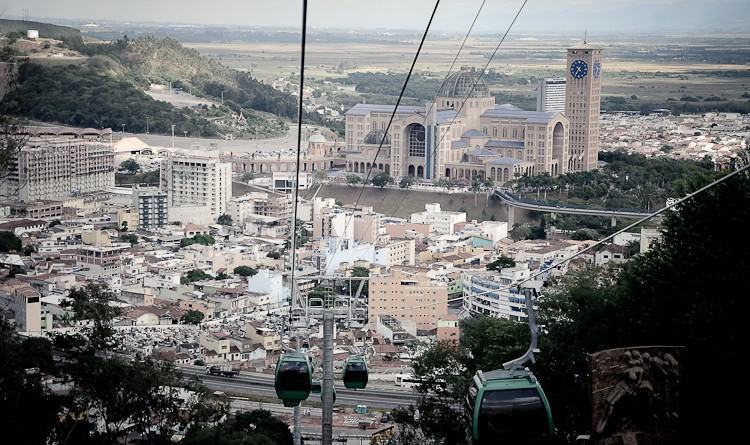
top-left (494, 190), bottom-right (652, 227)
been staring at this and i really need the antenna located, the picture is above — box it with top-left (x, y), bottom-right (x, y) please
top-left (584, 29), bottom-right (588, 44)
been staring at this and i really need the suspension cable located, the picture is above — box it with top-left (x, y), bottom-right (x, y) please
top-left (383, 162), bottom-right (750, 313)
top-left (289, 0), bottom-right (308, 323)
top-left (345, 0), bottom-right (528, 248)
top-left (321, 0), bottom-right (442, 274)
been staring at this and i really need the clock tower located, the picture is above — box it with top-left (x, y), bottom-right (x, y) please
top-left (565, 43), bottom-right (602, 172)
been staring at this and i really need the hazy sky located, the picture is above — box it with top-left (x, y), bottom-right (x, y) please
top-left (3, 0), bottom-right (749, 33)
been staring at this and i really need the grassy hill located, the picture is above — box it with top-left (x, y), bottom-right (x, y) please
top-left (0, 29), bottom-right (291, 138)
top-left (83, 36), bottom-right (299, 120)
top-left (0, 19), bottom-right (83, 48)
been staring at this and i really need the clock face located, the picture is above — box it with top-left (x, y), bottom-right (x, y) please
top-left (593, 62), bottom-right (602, 79)
top-left (570, 59), bottom-right (588, 79)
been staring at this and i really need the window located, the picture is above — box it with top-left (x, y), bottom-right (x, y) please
top-left (408, 124), bottom-right (426, 157)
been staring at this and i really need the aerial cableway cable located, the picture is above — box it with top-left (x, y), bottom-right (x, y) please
top-left (322, 0), bottom-right (442, 274)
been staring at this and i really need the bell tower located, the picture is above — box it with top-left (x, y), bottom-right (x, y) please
top-left (565, 43), bottom-right (602, 171)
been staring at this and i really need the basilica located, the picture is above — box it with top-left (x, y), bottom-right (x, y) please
top-left (344, 66), bottom-right (571, 184)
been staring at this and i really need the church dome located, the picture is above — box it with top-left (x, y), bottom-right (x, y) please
top-left (439, 66), bottom-right (490, 99)
top-left (363, 129), bottom-right (391, 145)
top-left (309, 132), bottom-right (327, 143)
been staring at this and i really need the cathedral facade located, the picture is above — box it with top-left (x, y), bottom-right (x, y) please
top-left (344, 66), bottom-right (570, 184)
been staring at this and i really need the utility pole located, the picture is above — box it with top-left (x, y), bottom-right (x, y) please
top-left (171, 125), bottom-right (175, 148)
top-left (146, 116), bottom-right (150, 134)
top-left (322, 309), bottom-right (334, 445)
top-left (293, 333), bottom-right (302, 445)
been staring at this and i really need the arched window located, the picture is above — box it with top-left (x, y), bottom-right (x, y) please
top-left (407, 124), bottom-right (426, 157)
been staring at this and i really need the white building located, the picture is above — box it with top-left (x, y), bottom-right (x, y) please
top-left (247, 269), bottom-right (287, 307)
top-left (410, 203), bottom-right (466, 235)
top-left (375, 239), bottom-right (416, 268)
top-left (314, 208), bottom-right (354, 240)
top-left (160, 155), bottom-right (232, 221)
top-left (536, 78), bottom-right (566, 112)
top-left (480, 221), bottom-right (509, 243)
top-left (462, 266), bottom-right (532, 321)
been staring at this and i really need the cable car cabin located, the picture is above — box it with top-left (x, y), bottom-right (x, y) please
top-left (342, 356), bottom-right (368, 389)
top-left (465, 369), bottom-right (553, 445)
top-left (274, 352), bottom-right (312, 407)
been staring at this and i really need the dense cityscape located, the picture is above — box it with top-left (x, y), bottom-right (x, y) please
top-left (0, 1), bottom-right (747, 444)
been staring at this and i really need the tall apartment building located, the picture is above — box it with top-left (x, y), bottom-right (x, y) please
top-left (133, 188), bottom-right (168, 229)
top-left (566, 44), bottom-right (603, 171)
top-left (2, 128), bottom-right (114, 202)
top-left (160, 155), bottom-right (232, 221)
top-left (369, 267), bottom-right (448, 331)
top-left (536, 78), bottom-right (566, 112)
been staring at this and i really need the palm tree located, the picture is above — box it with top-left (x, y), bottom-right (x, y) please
top-left (472, 177), bottom-right (482, 207)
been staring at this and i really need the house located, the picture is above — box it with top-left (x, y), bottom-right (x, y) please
top-left (245, 321), bottom-right (281, 352)
top-left (595, 244), bottom-right (630, 266)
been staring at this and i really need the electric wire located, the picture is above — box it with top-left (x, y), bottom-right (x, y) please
top-left (382, 162), bottom-right (750, 314)
top-left (370, 0), bottom-right (529, 229)
top-left (288, 0), bottom-right (308, 331)
top-left (321, 0), bottom-right (442, 274)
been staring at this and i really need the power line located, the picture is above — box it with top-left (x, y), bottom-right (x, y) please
top-left (422, 0), bottom-right (487, 124)
top-left (321, 0), bottom-right (442, 275)
top-left (383, 162), bottom-right (750, 314)
top-left (370, 0), bottom-right (529, 226)
top-left (289, 0), bottom-right (308, 317)
top-left (349, 0), bottom-right (489, 222)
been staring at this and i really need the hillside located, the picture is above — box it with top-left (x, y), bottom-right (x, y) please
top-left (0, 19), bottom-right (84, 50)
top-left (0, 62), bottom-right (219, 136)
top-left (0, 29), bottom-right (291, 138)
top-left (84, 36), bottom-right (299, 120)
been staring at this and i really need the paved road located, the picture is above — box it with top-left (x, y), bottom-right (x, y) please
top-left (495, 190), bottom-right (652, 218)
top-left (182, 367), bottom-right (418, 409)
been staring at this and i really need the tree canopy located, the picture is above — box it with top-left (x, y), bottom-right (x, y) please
top-left (393, 163), bottom-right (748, 443)
top-left (233, 265), bottom-right (258, 277)
top-left (372, 172), bottom-right (394, 188)
top-left (0, 283), bottom-right (230, 444)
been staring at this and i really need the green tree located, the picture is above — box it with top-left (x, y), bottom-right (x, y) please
top-left (182, 410), bottom-right (293, 445)
top-left (181, 310), bottom-right (205, 325)
top-left (233, 265), bottom-right (258, 277)
top-left (571, 228), bottom-right (599, 241)
top-left (486, 255), bottom-right (516, 272)
top-left (0, 283), bottom-right (227, 444)
top-left (0, 231), bottom-right (22, 252)
top-left (400, 176), bottom-right (416, 189)
top-left (217, 214), bottom-right (233, 225)
top-left (120, 233), bottom-right (139, 245)
top-left (372, 172), bottom-right (394, 188)
top-left (120, 159), bottom-right (140, 174)
top-left (266, 251), bottom-right (281, 259)
top-left (181, 269), bottom-right (213, 284)
top-left (180, 234), bottom-right (216, 248)
top-left (346, 174), bottom-right (362, 185)
top-left (241, 172), bottom-right (255, 182)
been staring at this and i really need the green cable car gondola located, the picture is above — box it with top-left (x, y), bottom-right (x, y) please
top-left (342, 355), bottom-right (368, 389)
top-left (274, 352), bottom-right (312, 407)
top-left (465, 368), bottom-right (553, 444)
top-left (465, 288), bottom-right (554, 444)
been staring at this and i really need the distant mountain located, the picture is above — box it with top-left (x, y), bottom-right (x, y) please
top-left (0, 19), bottom-right (83, 48)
